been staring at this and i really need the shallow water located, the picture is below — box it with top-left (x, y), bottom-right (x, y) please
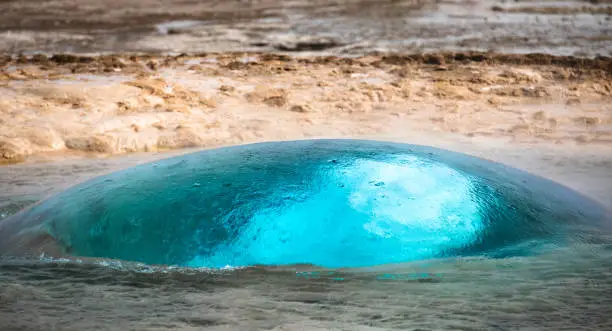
top-left (2, 247), bottom-right (612, 330)
top-left (2, 0), bottom-right (611, 56)
top-left (1, 140), bottom-right (612, 330)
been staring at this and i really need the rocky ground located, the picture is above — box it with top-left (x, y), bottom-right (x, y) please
top-left (2, 0), bottom-right (610, 166)
top-left (1, 52), bottom-right (610, 162)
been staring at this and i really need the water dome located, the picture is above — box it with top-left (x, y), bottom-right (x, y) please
top-left (0, 140), bottom-right (609, 268)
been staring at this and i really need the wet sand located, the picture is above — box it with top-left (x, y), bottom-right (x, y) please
top-left (1, 0), bottom-right (611, 56)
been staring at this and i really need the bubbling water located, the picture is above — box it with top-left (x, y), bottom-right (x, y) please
top-left (0, 140), bottom-right (609, 269)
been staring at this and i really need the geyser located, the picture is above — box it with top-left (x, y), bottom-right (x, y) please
top-left (0, 140), bottom-right (609, 268)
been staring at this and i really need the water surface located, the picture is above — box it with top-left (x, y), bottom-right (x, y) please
top-left (1, 140), bottom-right (611, 330)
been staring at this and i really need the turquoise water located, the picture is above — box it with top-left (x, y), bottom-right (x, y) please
top-left (188, 154), bottom-right (484, 268)
top-left (1, 140), bottom-right (609, 269)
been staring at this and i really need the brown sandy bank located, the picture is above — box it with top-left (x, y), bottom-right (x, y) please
top-left (1, 52), bottom-right (611, 208)
top-left (1, 52), bottom-right (611, 163)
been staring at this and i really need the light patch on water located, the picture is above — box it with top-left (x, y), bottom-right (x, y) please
top-left (255, 17), bottom-right (284, 24)
top-left (348, 157), bottom-right (481, 242)
top-left (189, 155), bottom-right (482, 268)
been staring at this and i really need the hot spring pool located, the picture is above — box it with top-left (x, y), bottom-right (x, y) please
top-left (1, 140), bottom-right (611, 330)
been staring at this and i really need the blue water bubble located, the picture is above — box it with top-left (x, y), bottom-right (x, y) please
top-left (1, 140), bottom-right (609, 269)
